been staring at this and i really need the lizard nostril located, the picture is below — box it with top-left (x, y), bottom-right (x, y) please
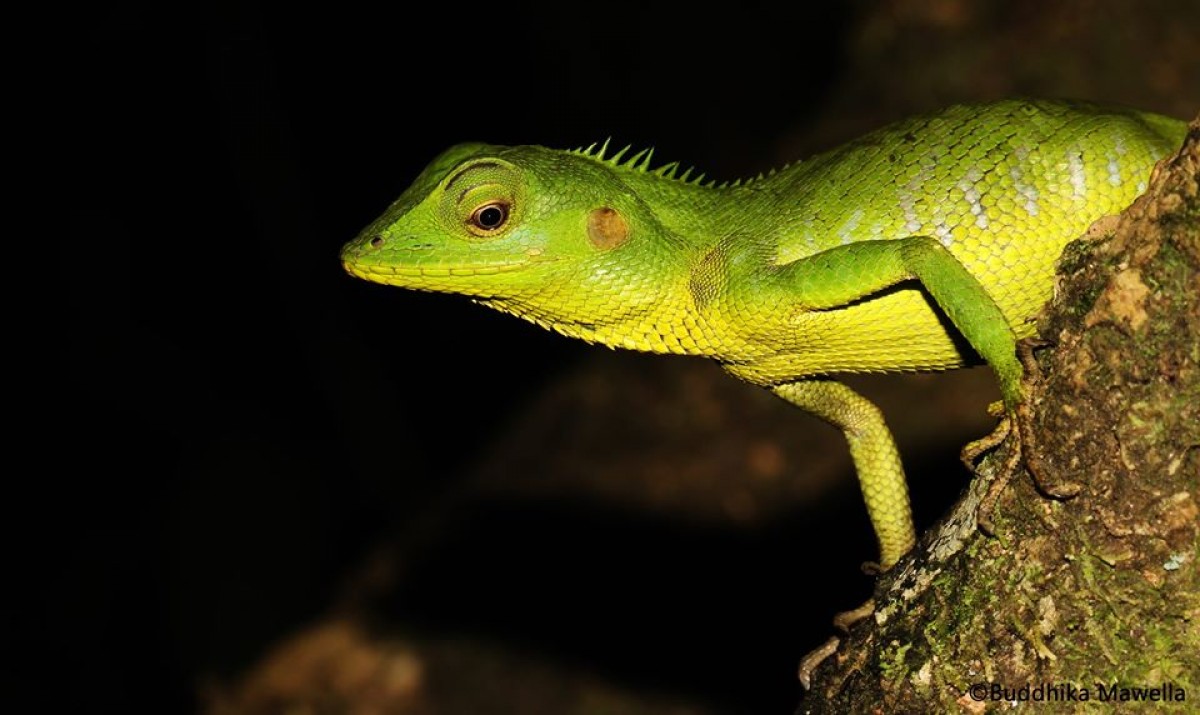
top-left (369, 235), bottom-right (385, 249)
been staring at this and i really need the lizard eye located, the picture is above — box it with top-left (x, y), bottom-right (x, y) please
top-left (469, 202), bottom-right (510, 234)
top-left (442, 159), bottom-right (522, 237)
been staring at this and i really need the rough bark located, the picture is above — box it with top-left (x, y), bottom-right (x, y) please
top-left (800, 117), bottom-right (1200, 713)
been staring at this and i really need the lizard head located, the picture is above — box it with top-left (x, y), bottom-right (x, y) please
top-left (341, 143), bottom-right (691, 341)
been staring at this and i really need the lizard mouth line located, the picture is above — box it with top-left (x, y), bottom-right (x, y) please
top-left (342, 258), bottom-right (555, 281)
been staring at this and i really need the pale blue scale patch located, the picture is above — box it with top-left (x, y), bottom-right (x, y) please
top-left (934, 221), bottom-right (954, 248)
top-left (958, 166), bottom-right (989, 230)
top-left (899, 179), bottom-right (923, 235)
top-left (1107, 136), bottom-right (1129, 188)
top-left (1009, 147), bottom-right (1041, 217)
top-left (1107, 157), bottom-right (1123, 187)
top-left (837, 208), bottom-right (865, 245)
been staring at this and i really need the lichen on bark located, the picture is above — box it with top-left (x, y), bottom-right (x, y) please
top-left (800, 117), bottom-right (1199, 714)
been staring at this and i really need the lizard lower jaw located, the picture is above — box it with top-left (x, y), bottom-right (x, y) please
top-left (341, 258), bottom-right (547, 284)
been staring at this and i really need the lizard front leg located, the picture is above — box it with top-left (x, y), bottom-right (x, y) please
top-left (770, 236), bottom-right (1023, 409)
top-left (776, 379), bottom-right (910, 688)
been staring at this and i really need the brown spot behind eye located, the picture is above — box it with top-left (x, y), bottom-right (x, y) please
top-left (587, 207), bottom-right (629, 250)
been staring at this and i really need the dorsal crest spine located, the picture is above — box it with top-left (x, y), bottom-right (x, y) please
top-left (569, 140), bottom-right (795, 189)
top-left (570, 139), bottom-right (724, 187)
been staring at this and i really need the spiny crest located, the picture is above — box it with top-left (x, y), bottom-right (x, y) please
top-left (569, 138), bottom-right (712, 187)
top-left (568, 139), bottom-right (797, 189)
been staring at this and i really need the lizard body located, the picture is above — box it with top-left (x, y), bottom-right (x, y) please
top-left (342, 99), bottom-right (1185, 569)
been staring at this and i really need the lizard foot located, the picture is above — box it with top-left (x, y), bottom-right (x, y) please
top-left (970, 371), bottom-right (1082, 534)
top-left (960, 402), bottom-right (1010, 472)
top-left (831, 597), bottom-right (876, 633)
top-left (1015, 397), bottom-right (1083, 499)
top-left (974, 401), bottom-right (1081, 535)
top-left (797, 598), bottom-right (876, 689)
top-left (961, 401), bottom-right (1013, 535)
top-left (1013, 339), bottom-right (1081, 498)
top-left (797, 636), bottom-right (840, 690)
top-left (975, 434), bottom-right (1023, 536)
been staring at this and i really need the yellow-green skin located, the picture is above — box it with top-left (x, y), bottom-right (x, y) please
top-left (342, 100), bottom-right (1186, 569)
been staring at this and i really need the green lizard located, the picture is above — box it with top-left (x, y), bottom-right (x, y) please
top-left (341, 99), bottom-right (1185, 571)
